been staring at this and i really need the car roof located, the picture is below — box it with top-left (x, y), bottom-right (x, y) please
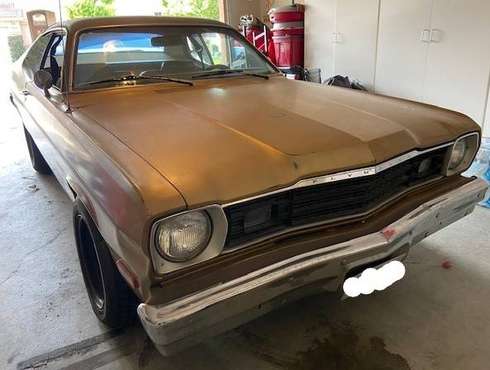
top-left (48, 16), bottom-right (233, 34)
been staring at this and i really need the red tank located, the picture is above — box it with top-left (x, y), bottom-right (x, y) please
top-left (269, 4), bottom-right (305, 70)
top-left (269, 4), bottom-right (305, 23)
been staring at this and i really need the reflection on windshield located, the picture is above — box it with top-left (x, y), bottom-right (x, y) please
top-left (75, 26), bottom-right (276, 89)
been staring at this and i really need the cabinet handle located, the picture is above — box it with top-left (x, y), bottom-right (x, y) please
top-left (430, 29), bottom-right (442, 43)
top-left (420, 29), bottom-right (431, 43)
top-left (332, 32), bottom-right (342, 44)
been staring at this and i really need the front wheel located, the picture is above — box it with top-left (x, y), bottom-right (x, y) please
top-left (23, 126), bottom-right (51, 175)
top-left (73, 200), bottom-right (137, 328)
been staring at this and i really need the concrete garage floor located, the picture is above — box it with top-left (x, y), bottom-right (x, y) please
top-left (1, 93), bottom-right (490, 370)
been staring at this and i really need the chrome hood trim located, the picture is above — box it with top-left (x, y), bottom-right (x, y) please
top-left (223, 141), bottom-right (453, 207)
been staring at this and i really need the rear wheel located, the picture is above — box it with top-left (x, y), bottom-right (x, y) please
top-left (73, 200), bottom-right (137, 328)
top-left (23, 126), bottom-right (51, 175)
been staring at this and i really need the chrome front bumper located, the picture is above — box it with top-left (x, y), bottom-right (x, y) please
top-left (138, 178), bottom-right (488, 355)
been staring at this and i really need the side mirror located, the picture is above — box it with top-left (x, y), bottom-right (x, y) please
top-left (34, 70), bottom-right (53, 96)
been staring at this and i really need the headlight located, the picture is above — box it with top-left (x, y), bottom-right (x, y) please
top-left (448, 140), bottom-right (467, 170)
top-left (155, 211), bottom-right (212, 262)
top-left (446, 133), bottom-right (479, 176)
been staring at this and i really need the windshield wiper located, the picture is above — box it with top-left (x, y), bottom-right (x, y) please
top-left (192, 69), bottom-right (270, 80)
top-left (139, 72), bottom-right (194, 86)
top-left (85, 73), bottom-right (194, 87)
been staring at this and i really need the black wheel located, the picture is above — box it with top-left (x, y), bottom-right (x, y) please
top-left (23, 126), bottom-right (52, 175)
top-left (73, 200), bottom-right (137, 328)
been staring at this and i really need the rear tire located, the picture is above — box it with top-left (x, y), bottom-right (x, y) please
top-left (23, 126), bottom-right (51, 175)
top-left (73, 200), bottom-right (137, 328)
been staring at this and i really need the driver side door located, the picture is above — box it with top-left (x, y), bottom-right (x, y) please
top-left (19, 30), bottom-right (74, 197)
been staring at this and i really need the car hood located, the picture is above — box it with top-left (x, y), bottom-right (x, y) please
top-left (71, 77), bottom-right (477, 207)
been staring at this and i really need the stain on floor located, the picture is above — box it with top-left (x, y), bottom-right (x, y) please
top-left (289, 325), bottom-right (410, 370)
top-left (234, 316), bottom-right (410, 370)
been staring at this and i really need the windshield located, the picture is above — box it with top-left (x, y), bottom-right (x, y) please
top-left (74, 26), bottom-right (277, 89)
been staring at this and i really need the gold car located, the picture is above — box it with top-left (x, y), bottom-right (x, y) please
top-left (9, 16), bottom-right (488, 355)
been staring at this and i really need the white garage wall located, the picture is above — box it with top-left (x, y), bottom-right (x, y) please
top-left (303, 0), bottom-right (336, 81)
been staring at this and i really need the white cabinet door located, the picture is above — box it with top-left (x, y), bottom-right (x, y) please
top-left (424, 0), bottom-right (490, 125)
top-left (334, 0), bottom-right (380, 90)
top-left (375, 0), bottom-right (433, 100)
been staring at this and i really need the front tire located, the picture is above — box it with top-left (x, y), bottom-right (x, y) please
top-left (73, 200), bottom-right (137, 328)
top-left (23, 126), bottom-right (51, 175)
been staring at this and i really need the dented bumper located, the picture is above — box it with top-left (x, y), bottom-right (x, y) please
top-left (138, 178), bottom-right (488, 355)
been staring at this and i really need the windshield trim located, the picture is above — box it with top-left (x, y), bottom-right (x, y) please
top-left (69, 24), bottom-right (280, 93)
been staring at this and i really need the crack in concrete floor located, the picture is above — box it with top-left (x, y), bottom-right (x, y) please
top-left (0, 229), bottom-right (65, 287)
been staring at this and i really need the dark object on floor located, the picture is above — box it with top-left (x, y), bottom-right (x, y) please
top-left (325, 75), bottom-right (368, 91)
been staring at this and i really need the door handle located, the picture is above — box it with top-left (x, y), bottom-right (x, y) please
top-left (21, 89), bottom-right (30, 96)
top-left (420, 29), bottom-right (431, 43)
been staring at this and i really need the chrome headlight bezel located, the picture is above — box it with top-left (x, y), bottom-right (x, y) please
top-left (150, 205), bottom-right (228, 274)
top-left (445, 132), bottom-right (480, 176)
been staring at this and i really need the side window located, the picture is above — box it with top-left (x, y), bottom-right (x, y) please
top-left (199, 32), bottom-right (256, 69)
top-left (186, 35), bottom-right (212, 66)
top-left (53, 36), bottom-right (65, 69)
top-left (199, 31), bottom-right (269, 70)
top-left (229, 39), bottom-right (248, 69)
top-left (202, 33), bottom-right (229, 66)
top-left (41, 34), bottom-right (66, 89)
top-left (23, 34), bottom-right (52, 79)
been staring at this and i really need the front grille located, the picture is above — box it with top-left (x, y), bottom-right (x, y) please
top-left (224, 147), bottom-right (448, 248)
